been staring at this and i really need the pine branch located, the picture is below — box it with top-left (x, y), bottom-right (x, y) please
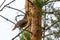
top-left (46, 21), bottom-right (59, 31)
top-left (43, 31), bottom-right (60, 38)
top-left (42, 21), bottom-right (59, 32)
top-left (52, 0), bottom-right (60, 2)
top-left (43, 10), bottom-right (60, 14)
top-left (12, 30), bottom-right (32, 40)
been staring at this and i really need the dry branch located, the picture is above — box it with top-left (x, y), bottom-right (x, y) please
top-left (0, 0), bottom-right (15, 11)
top-left (0, 0), bottom-right (6, 7)
top-left (6, 6), bottom-right (26, 14)
top-left (0, 15), bottom-right (15, 24)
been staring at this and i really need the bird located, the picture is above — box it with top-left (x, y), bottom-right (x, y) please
top-left (12, 11), bottom-right (29, 30)
top-left (12, 19), bottom-right (28, 30)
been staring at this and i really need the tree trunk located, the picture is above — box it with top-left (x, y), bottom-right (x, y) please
top-left (23, 0), bottom-right (31, 40)
top-left (29, 0), bottom-right (42, 40)
top-left (31, 7), bottom-right (42, 40)
top-left (25, 0), bottom-right (42, 40)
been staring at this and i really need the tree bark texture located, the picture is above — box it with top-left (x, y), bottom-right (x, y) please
top-left (25, 0), bottom-right (42, 40)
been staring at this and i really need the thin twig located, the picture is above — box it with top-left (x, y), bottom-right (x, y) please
top-left (0, 15), bottom-right (15, 24)
top-left (6, 6), bottom-right (26, 14)
top-left (43, 10), bottom-right (60, 14)
top-left (43, 31), bottom-right (60, 38)
top-left (46, 21), bottom-right (59, 31)
top-left (12, 30), bottom-right (32, 40)
top-left (0, 0), bottom-right (15, 11)
top-left (0, 0), bottom-right (6, 7)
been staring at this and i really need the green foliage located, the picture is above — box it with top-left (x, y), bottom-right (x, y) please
top-left (34, 0), bottom-right (43, 8)
top-left (46, 37), bottom-right (54, 40)
top-left (34, 0), bottom-right (49, 8)
top-left (24, 32), bottom-right (31, 40)
top-left (54, 30), bottom-right (60, 38)
top-left (20, 31), bottom-right (31, 40)
top-left (20, 33), bottom-right (25, 40)
top-left (33, 0), bottom-right (50, 17)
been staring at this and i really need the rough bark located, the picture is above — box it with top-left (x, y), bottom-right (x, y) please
top-left (31, 7), bottom-right (42, 40)
top-left (23, 0), bottom-right (31, 40)
top-left (25, 0), bottom-right (42, 40)
top-left (29, 0), bottom-right (42, 40)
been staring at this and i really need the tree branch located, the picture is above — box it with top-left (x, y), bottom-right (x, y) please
top-left (46, 21), bottom-right (59, 31)
top-left (0, 0), bottom-right (15, 11)
top-left (0, 15), bottom-right (15, 24)
top-left (12, 30), bottom-right (32, 40)
top-left (6, 6), bottom-right (26, 14)
top-left (43, 31), bottom-right (60, 38)
top-left (43, 10), bottom-right (60, 14)
top-left (0, 0), bottom-right (6, 7)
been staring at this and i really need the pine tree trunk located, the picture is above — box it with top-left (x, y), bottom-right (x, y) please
top-left (25, 0), bottom-right (42, 40)
top-left (29, 0), bottom-right (42, 40)
top-left (31, 6), bottom-right (42, 40)
top-left (23, 0), bottom-right (31, 40)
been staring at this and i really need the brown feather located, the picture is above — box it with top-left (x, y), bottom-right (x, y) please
top-left (12, 19), bottom-right (27, 30)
